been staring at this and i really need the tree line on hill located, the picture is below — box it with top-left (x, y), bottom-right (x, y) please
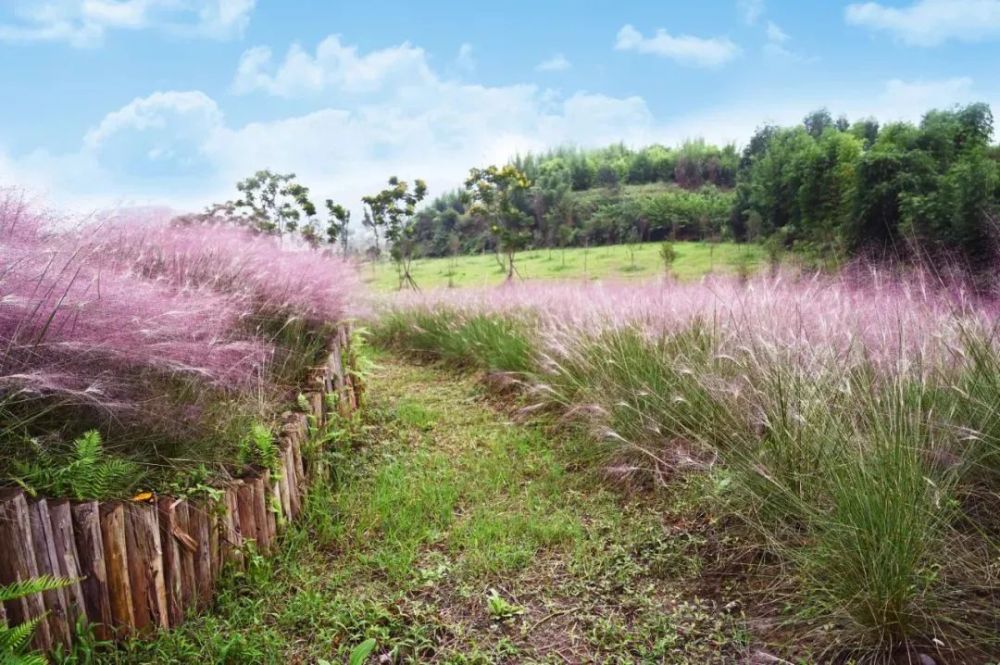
top-left (198, 102), bottom-right (999, 286)
top-left (408, 103), bottom-right (999, 272)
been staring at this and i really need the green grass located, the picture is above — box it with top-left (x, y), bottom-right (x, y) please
top-left (366, 241), bottom-right (764, 291)
top-left (90, 352), bottom-right (745, 664)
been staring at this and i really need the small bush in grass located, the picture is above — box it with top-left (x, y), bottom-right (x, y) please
top-left (659, 241), bottom-right (677, 277)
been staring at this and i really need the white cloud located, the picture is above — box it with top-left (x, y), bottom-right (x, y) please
top-left (615, 24), bottom-right (740, 68)
top-left (2, 29), bottom-right (991, 223)
top-left (737, 0), bottom-right (765, 24)
top-left (766, 20), bottom-right (789, 43)
top-left (84, 90), bottom-right (223, 149)
top-left (846, 0), bottom-right (1000, 46)
top-left (881, 76), bottom-right (976, 107)
top-left (232, 35), bottom-right (435, 96)
top-left (0, 0), bottom-right (254, 47)
top-left (536, 53), bottom-right (571, 72)
top-left (7, 36), bottom-right (669, 211)
top-left (456, 42), bottom-right (476, 72)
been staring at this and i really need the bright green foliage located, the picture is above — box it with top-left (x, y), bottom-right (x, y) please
top-left (464, 164), bottom-right (533, 281)
top-left (227, 170), bottom-right (317, 237)
top-left (1, 576), bottom-right (75, 665)
top-left (735, 102), bottom-right (1000, 269)
top-left (407, 141), bottom-right (739, 259)
top-left (205, 169), bottom-right (350, 251)
top-left (324, 200), bottom-right (351, 254)
top-left (363, 177), bottom-right (428, 289)
top-left (373, 308), bottom-right (536, 374)
top-left (238, 423), bottom-right (279, 474)
top-left (411, 181), bottom-right (736, 259)
top-left (485, 589), bottom-right (524, 621)
top-left (13, 430), bottom-right (143, 500)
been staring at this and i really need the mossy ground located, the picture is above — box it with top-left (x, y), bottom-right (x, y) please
top-left (87, 352), bottom-right (747, 664)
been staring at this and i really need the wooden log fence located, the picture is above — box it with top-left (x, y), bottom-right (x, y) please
top-left (0, 327), bottom-right (362, 651)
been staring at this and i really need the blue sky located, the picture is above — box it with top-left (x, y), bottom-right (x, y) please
top-left (1, 0), bottom-right (998, 213)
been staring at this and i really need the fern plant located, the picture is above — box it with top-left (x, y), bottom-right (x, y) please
top-left (237, 423), bottom-right (279, 474)
top-left (12, 430), bottom-right (142, 500)
top-left (1, 575), bottom-right (74, 665)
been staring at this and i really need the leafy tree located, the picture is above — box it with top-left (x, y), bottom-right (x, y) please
top-left (465, 164), bottom-right (532, 281)
top-left (365, 177), bottom-right (428, 289)
top-left (325, 200), bottom-right (351, 255)
top-left (230, 170), bottom-right (317, 238)
top-left (207, 171), bottom-right (354, 254)
top-left (803, 108), bottom-right (834, 139)
top-left (735, 102), bottom-right (1000, 272)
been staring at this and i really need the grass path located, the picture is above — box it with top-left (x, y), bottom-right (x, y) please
top-left (108, 352), bottom-right (744, 664)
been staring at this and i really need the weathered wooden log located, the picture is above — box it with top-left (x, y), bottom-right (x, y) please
top-left (28, 499), bottom-right (73, 648)
top-left (283, 445), bottom-right (300, 519)
top-left (47, 500), bottom-right (85, 626)
top-left (276, 451), bottom-right (292, 523)
top-left (124, 502), bottom-right (168, 632)
top-left (207, 502), bottom-right (221, 582)
top-left (220, 485), bottom-right (243, 567)
top-left (99, 502), bottom-right (134, 635)
top-left (261, 470), bottom-right (277, 546)
top-left (328, 337), bottom-right (343, 386)
top-left (0, 489), bottom-right (52, 652)
top-left (156, 497), bottom-right (183, 627)
top-left (289, 437), bottom-right (306, 498)
top-left (249, 477), bottom-right (270, 553)
top-left (187, 501), bottom-right (213, 608)
top-left (236, 481), bottom-right (258, 553)
top-left (305, 391), bottom-right (324, 427)
top-left (71, 501), bottom-right (113, 640)
top-left (174, 501), bottom-right (197, 611)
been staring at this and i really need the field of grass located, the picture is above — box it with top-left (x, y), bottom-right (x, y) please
top-left (105, 352), bottom-right (743, 664)
top-left (373, 275), bottom-right (1000, 663)
top-left (365, 241), bottom-right (764, 291)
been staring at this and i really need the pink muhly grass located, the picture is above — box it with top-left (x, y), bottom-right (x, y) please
top-left (0, 196), bottom-right (272, 410)
top-left (387, 268), bottom-right (997, 375)
top-left (79, 216), bottom-right (366, 325)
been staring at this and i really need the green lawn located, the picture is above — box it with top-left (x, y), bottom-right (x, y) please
top-left (365, 241), bottom-right (764, 291)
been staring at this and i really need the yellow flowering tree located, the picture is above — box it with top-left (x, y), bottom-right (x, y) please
top-left (464, 164), bottom-right (532, 281)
